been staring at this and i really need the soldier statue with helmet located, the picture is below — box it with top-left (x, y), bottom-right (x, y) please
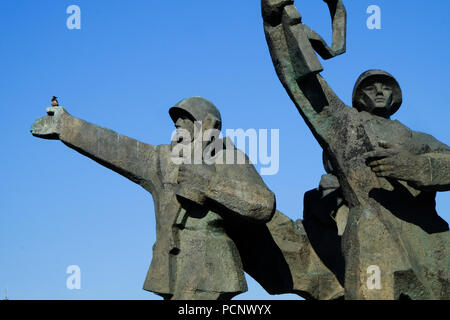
top-left (31, 96), bottom-right (276, 300)
top-left (262, 0), bottom-right (450, 299)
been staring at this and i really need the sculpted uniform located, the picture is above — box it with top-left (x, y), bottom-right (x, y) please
top-left (143, 139), bottom-right (275, 299)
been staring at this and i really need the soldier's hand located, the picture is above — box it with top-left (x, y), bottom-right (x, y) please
top-left (364, 141), bottom-right (429, 186)
top-left (176, 164), bottom-right (215, 205)
top-left (31, 106), bottom-right (69, 140)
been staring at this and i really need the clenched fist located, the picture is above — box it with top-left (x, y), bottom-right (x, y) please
top-left (176, 164), bottom-right (216, 205)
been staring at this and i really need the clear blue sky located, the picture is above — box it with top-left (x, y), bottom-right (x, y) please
top-left (1, 0), bottom-right (449, 300)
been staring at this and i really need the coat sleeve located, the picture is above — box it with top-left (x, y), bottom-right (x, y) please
top-left (206, 139), bottom-right (276, 223)
top-left (59, 114), bottom-right (159, 192)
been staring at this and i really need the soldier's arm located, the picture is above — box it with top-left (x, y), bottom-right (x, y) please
top-left (31, 107), bottom-right (158, 188)
top-left (365, 140), bottom-right (450, 192)
top-left (262, 0), bottom-right (350, 149)
top-left (402, 131), bottom-right (450, 190)
top-left (415, 153), bottom-right (450, 191)
top-left (176, 145), bottom-right (275, 223)
top-left (410, 130), bottom-right (450, 155)
top-left (207, 159), bottom-right (276, 223)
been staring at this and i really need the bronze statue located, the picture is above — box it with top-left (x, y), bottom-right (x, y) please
top-left (262, 0), bottom-right (450, 299)
top-left (31, 97), bottom-right (276, 300)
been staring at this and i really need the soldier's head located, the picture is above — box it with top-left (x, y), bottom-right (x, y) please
top-left (352, 70), bottom-right (402, 118)
top-left (169, 97), bottom-right (222, 144)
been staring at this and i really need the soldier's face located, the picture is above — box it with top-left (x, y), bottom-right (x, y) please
top-left (175, 117), bottom-right (195, 142)
top-left (360, 81), bottom-right (393, 116)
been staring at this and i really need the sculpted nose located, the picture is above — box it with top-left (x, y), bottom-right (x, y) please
top-left (375, 84), bottom-right (384, 95)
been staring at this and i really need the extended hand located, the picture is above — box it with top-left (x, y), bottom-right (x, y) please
top-left (364, 141), bottom-right (429, 186)
top-left (31, 107), bottom-right (69, 140)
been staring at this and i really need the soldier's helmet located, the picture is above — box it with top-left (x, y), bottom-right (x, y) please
top-left (169, 97), bottom-right (222, 130)
top-left (352, 69), bottom-right (403, 117)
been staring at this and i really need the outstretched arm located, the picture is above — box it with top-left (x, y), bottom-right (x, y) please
top-left (31, 107), bottom-right (158, 190)
top-left (262, 0), bottom-right (350, 150)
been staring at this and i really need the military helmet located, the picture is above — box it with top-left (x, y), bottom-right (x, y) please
top-left (352, 70), bottom-right (402, 117)
top-left (169, 97), bottom-right (222, 130)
